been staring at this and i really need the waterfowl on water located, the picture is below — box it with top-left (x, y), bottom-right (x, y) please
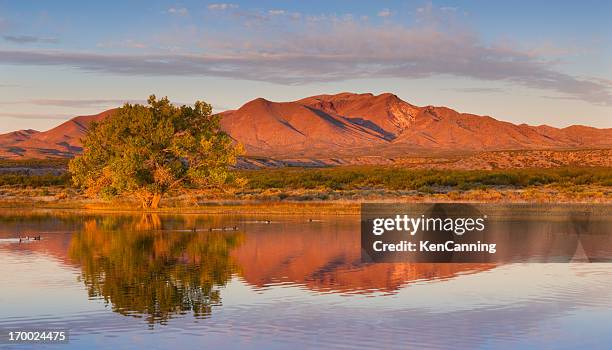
top-left (18, 235), bottom-right (40, 242)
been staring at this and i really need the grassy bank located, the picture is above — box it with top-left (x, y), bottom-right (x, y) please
top-left (0, 160), bottom-right (610, 210)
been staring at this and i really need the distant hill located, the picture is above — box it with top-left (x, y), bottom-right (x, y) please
top-left (220, 92), bottom-right (612, 157)
top-left (0, 110), bottom-right (115, 158)
top-left (1, 93), bottom-right (610, 159)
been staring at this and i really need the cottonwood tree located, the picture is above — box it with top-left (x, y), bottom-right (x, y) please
top-left (69, 95), bottom-right (243, 208)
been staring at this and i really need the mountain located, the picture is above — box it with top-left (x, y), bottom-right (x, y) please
top-left (0, 93), bottom-right (610, 160)
top-left (220, 92), bottom-right (612, 157)
top-left (0, 110), bottom-right (115, 159)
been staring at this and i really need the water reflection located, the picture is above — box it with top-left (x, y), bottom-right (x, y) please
top-left (68, 214), bottom-right (244, 325)
top-left (0, 211), bottom-right (494, 326)
top-left (230, 223), bottom-right (492, 294)
top-left (0, 208), bottom-right (610, 348)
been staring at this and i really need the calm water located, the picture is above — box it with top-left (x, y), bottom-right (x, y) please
top-left (1, 210), bottom-right (611, 349)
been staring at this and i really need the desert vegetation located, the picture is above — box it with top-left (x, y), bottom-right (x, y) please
top-left (0, 158), bottom-right (610, 208)
top-left (242, 166), bottom-right (612, 191)
top-left (0, 159), bottom-right (68, 187)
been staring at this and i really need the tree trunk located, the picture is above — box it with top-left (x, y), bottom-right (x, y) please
top-left (150, 193), bottom-right (162, 209)
top-left (140, 192), bottom-right (163, 209)
top-left (137, 214), bottom-right (162, 230)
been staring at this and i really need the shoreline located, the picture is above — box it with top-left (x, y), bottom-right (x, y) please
top-left (0, 199), bottom-right (361, 215)
top-left (1, 196), bottom-right (611, 215)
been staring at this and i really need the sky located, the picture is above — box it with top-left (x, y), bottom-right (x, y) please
top-left (0, 0), bottom-right (611, 133)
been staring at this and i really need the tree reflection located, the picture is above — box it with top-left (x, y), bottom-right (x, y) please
top-left (69, 214), bottom-right (244, 326)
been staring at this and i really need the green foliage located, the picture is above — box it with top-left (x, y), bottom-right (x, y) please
top-left (0, 173), bottom-right (70, 187)
top-left (0, 158), bottom-right (69, 169)
top-left (68, 95), bottom-right (244, 208)
top-left (0, 159), bottom-right (70, 187)
top-left (3, 152), bottom-right (610, 200)
top-left (241, 166), bottom-right (612, 192)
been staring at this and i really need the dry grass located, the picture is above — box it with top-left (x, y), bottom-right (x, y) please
top-left (0, 162), bottom-right (610, 212)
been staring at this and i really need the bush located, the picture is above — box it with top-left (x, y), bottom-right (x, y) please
top-left (239, 166), bottom-right (612, 191)
top-left (0, 173), bottom-right (70, 187)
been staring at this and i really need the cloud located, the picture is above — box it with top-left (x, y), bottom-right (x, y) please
top-left (377, 9), bottom-right (392, 17)
top-left (539, 95), bottom-right (583, 101)
top-left (208, 3), bottom-right (238, 10)
top-left (0, 5), bottom-right (609, 106)
top-left (3, 35), bottom-right (59, 44)
top-left (1, 98), bottom-right (205, 109)
top-left (167, 7), bottom-right (188, 16)
top-left (447, 87), bottom-right (505, 94)
top-left (268, 10), bottom-right (286, 16)
top-left (26, 99), bottom-right (145, 108)
top-left (96, 39), bottom-right (147, 49)
top-left (0, 112), bottom-right (68, 120)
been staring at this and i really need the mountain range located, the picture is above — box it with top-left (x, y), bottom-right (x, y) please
top-left (1, 92), bottom-right (611, 160)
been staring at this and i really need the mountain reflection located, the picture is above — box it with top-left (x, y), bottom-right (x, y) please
top-left (0, 211), bottom-right (493, 325)
top-left (68, 215), bottom-right (244, 325)
top-left (230, 223), bottom-right (493, 293)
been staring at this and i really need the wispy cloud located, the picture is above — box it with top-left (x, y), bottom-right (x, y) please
top-left (268, 9), bottom-right (286, 16)
top-left (447, 87), bottom-right (505, 94)
top-left (0, 5), bottom-right (609, 106)
top-left (207, 3), bottom-right (238, 10)
top-left (96, 39), bottom-right (147, 49)
top-left (539, 95), bottom-right (582, 101)
top-left (227, 7), bottom-right (304, 26)
top-left (0, 112), bottom-right (67, 120)
top-left (2, 98), bottom-right (208, 109)
top-left (0, 98), bottom-right (145, 108)
top-left (167, 7), bottom-right (189, 16)
top-left (27, 98), bottom-right (144, 108)
top-left (3, 35), bottom-right (59, 44)
top-left (377, 9), bottom-right (392, 17)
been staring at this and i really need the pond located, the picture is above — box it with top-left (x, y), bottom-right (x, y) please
top-left (1, 210), bottom-right (611, 349)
